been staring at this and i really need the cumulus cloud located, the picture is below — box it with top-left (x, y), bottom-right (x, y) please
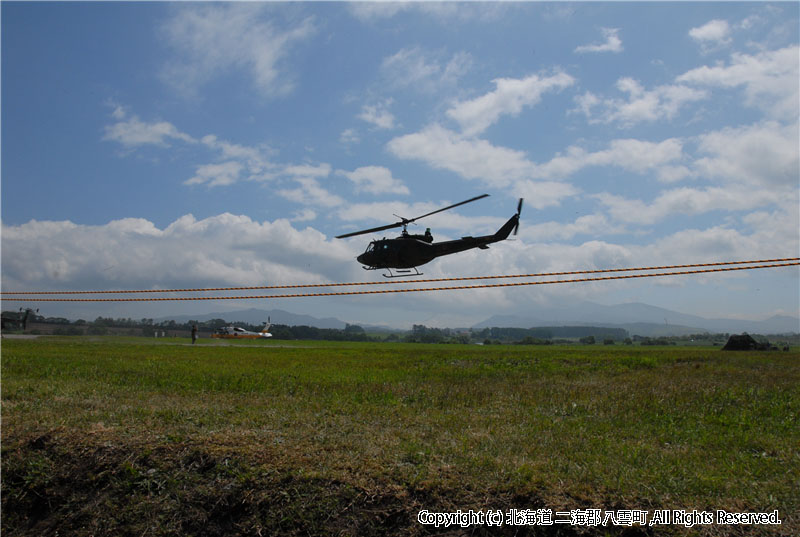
top-left (524, 213), bottom-right (627, 241)
top-left (638, 221), bottom-right (798, 267)
top-left (387, 125), bottom-right (690, 202)
top-left (688, 19), bottom-right (732, 50)
top-left (595, 186), bottom-right (785, 226)
top-left (677, 45), bottom-right (799, 119)
top-left (514, 180), bottom-right (580, 210)
top-left (1, 214), bottom-right (358, 293)
top-left (535, 138), bottom-right (687, 181)
top-left (575, 27), bottom-right (623, 54)
top-left (387, 124), bottom-right (537, 187)
top-left (693, 121), bottom-right (799, 187)
top-left (447, 71), bottom-right (575, 136)
top-left (572, 78), bottom-right (708, 127)
top-left (337, 166), bottom-right (409, 195)
top-left (160, 4), bottom-right (315, 98)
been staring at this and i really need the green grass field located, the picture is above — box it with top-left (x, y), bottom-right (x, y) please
top-left (2, 336), bottom-right (798, 536)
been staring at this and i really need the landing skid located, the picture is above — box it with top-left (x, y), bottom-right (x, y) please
top-left (383, 267), bottom-right (423, 278)
top-left (362, 266), bottom-right (424, 278)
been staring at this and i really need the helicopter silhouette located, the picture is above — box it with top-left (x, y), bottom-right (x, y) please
top-left (336, 194), bottom-right (523, 277)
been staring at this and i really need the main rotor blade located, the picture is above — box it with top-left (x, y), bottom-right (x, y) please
top-left (334, 193), bottom-right (489, 239)
top-left (408, 193), bottom-right (490, 224)
top-left (335, 221), bottom-right (404, 239)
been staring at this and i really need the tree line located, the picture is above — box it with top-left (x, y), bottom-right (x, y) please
top-left (7, 311), bottom-right (797, 346)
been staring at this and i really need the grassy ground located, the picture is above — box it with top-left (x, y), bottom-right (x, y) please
top-left (2, 336), bottom-right (798, 536)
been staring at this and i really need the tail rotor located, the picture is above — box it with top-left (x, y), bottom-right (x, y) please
top-left (513, 198), bottom-right (523, 235)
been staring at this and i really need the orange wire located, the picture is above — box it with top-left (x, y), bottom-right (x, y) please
top-left (2, 262), bottom-right (797, 302)
top-left (2, 257), bottom-right (798, 295)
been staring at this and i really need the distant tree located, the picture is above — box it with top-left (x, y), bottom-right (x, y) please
top-left (580, 335), bottom-right (596, 345)
top-left (517, 336), bottom-right (548, 345)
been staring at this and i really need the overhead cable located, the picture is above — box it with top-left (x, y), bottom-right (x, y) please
top-left (2, 261), bottom-right (797, 302)
top-left (2, 257), bottom-right (797, 295)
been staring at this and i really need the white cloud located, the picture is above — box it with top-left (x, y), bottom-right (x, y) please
top-left (536, 138), bottom-right (687, 181)
top-left (1, 214), bottom-right (358, 293)
top-left (349, 2), bottom-right (508, 23)
top-left (339, 128), bottom-right (360, 146)
top-left (524, 213), bottom-right (627, 241)
top-left (514, 180), bottom-right (580, 210)
top-left (575, 27), bottom-right (623, 54)
top-left (185, 161), bottom-right (244, 187)
top-left (741, 203), bottom-right (800, 248)
top-left (160, 4), bottom-right (315, 98)
top-left (358, 100), bottom-right (396, 130)
top-left (638, 223), bottom-right (797, 266)
top-left (388, 125), bottom-right (689, 200)
top-left (693, 121), bottom-right (799, 187)
top-left (202, 135), bottom-right (274, 173)
top-left (380, 47), bottom-right (472, 93)
top-left (284, 163), bottom-right (332, 179)
top-left (103, 112), bottom-right (195, 148)
top-left (291, 208), bottom-right (317, 223)
top-left (188, 137), bottom-right (276, 186)
top-left (277, 177), bottom-right (344, 208)
top-left (387, 124), bottom-right (537, 187)
top-left (596, 186), bottom-right (784, 226)
top-left (688, 19), bottom-right (732, 50)
top-left (347, 2), bottom-right (409, 21)
top-left (677, 46), bottom-right (799, 119)
top-left (105, 107), bottom-right (278, 187)
top-left (572, 78), bottom-right (708, 127)
top-left (337, 166), bottom-right (409, 195)
top-left (447, 71), bottom-right (575, 136)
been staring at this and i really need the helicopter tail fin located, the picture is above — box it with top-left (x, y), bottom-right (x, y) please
top-left (492, 198), bottom-right (523, 241)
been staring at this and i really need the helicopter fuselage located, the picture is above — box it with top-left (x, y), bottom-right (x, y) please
top-left (356, 211), bottom-right (519, 270)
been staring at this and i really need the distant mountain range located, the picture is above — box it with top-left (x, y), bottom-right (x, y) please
top-left (157, 302), bottom-right (799, 337)
top-left (472, 301), bottom-right (799, 336)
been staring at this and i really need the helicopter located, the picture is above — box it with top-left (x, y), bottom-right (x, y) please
top-left (336, 194), bottom-right (523, 277)
top-left (211, 318), bottom-right (272, 339)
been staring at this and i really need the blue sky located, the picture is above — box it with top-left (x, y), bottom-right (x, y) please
top-left (2, 2), bottom-right (798, 328)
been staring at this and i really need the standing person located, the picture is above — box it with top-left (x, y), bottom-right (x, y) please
top-left (191, 324), bottom-right (198, 344)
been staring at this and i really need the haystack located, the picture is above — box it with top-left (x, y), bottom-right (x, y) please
top-left (722, 334), bottom-right (767, 351)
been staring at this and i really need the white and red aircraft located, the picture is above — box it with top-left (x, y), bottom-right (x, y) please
top-left (211, 319), bottom-right (272, 339)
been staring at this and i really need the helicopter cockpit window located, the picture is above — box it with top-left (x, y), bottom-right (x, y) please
top-left (365, 243), bottom-right (375, 253)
